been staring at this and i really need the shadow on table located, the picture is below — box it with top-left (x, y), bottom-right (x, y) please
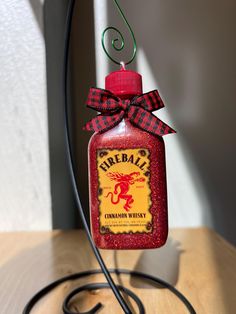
top-left (113, 237), bottom-right (182, 289)
top-left (131, 237), bottom-right (182, 289)
top-left (112, 237), bottom-right (182, 313)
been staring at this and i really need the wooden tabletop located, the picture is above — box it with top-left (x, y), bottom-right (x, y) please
top-left (0, 228), bottom-right (235, 314)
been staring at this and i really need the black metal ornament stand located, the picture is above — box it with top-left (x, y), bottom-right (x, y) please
top-left (23, 1), bottom-right (196, 313)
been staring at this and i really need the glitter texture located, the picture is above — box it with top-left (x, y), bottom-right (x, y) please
top-left (88, 115), bottom-right (168, 250)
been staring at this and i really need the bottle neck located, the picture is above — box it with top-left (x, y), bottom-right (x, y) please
top-left (117, 93), bottom-right (136, 100)
top-left (105, 69), bottom-right (143, 97)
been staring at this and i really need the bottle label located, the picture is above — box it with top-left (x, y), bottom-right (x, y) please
top-left (97, 148), bottom-right (153, 234)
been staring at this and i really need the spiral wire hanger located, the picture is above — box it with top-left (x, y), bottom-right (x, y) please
top-left (23, 1), bottom-right (196, 313)
top-left (102, 0), bottom-right (137, 66)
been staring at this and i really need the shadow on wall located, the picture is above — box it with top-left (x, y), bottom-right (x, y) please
top-left (107, 0), bottom-right (236, 244)
top-left (70, 0), bottom-right (97, 225)
top-left (44, 0), bottom-right (77, 229)
top-left (28, 0), bottom-right (44, 34)
top-left (43, 0), bottom-right (96, 228)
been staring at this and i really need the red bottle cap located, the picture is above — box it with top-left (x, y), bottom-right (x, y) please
top-left (105, 66), bottom-right (143, 97)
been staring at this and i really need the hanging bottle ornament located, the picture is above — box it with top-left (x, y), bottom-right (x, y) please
top-left (84, 0), bottom-right (176, 249)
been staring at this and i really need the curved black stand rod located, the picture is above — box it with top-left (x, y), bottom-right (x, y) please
top-left (23, 1), bottom-right (196, 313)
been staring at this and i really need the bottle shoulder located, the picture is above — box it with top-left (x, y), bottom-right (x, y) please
top-left (88, 119), bottom-right (164, 150)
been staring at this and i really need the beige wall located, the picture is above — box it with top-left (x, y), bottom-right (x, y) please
top-left (0, 1), bottom-right (51, 230)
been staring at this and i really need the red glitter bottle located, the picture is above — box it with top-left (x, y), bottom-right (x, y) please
top-left (88, 68), bottom-right (168, 249)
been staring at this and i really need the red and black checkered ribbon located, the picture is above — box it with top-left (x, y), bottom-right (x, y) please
top-left (83, 87), bottom-right (176, 137)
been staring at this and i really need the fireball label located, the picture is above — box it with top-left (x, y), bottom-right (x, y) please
top-left (97, 148), bottom-right (153, 234)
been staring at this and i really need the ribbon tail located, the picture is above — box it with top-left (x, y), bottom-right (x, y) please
top-left (128, 106), bottom-right (176, 137)
top-left (135, 89), bottom-right (165, 111)
top-left (83, 112), bottom-right (124, 133)
top-left (153, 118), bottom-right (177, 136)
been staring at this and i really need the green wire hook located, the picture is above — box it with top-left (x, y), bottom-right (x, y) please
top-left (101, 0), bottom-right (137, 66)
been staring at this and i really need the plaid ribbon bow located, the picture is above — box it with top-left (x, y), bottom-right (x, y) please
top-left (83, 87), bottom-right (176, 137)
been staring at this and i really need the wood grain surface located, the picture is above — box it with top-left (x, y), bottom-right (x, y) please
top-left (0, 228), bottom-right (235, 314)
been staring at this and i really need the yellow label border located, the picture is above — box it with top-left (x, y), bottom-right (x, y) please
top-left (96, 148), bottom-right (153, 235)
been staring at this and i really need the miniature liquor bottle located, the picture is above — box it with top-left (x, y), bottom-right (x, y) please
top-left (88, 68), bottom-right (168, 249)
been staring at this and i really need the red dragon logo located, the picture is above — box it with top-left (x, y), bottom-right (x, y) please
top-left (105, 172), bottom-right (145, 211)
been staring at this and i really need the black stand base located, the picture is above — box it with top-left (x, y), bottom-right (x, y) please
top-left (23, 268), bottom-right (196, 314)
